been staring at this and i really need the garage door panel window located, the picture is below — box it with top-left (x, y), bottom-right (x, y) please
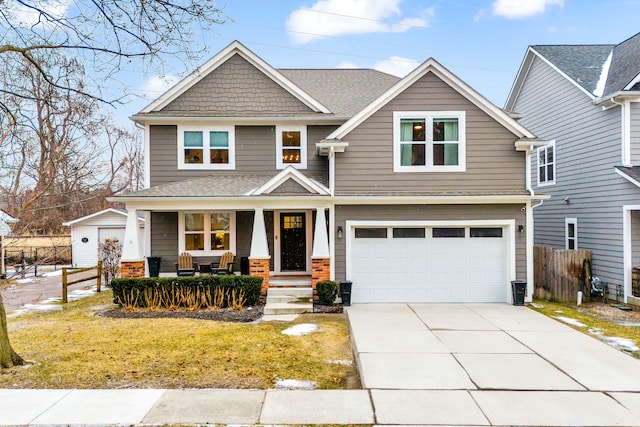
top-left (470, 227), bottom-right (503, 238)
top-left (393, 227), bottom-right (426, 238)
top-left (355, 228), bottom-right (388, 238)
top-left (432, 227), bottom-right (465, 238)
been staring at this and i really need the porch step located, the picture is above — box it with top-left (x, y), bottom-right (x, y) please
top-left (269, 280), bottom-right (312, 288)
top-left (263, 285), bottom-right (313, 315)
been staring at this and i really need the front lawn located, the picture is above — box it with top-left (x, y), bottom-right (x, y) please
top-left (529, 299), bottom-right (640, 359)
top-left (2, 292), bottom-right (357, 389)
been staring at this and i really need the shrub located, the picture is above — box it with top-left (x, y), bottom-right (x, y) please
top-left (316, 280), bottom-right (338, 306)
top-left (110, 275), bottom-right (262, 310)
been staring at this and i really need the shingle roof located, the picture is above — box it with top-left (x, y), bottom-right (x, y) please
top-left (602, 32), bottom-right (640, 98)
top-left (532, 45), bottom-right (614, 94)
top-left (531, 32), bottom-right (640, 98)
top-left (616, 166), bottom-right (640, 187)
top-left (278, 69), bottom-right (400, 117)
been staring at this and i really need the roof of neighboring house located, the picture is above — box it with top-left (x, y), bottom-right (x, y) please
top-left (615, 166), bottom-right (640, 188)
top-left (602, 32), bottom-right (640, 98)
top-left (62, 208), bottom-right (145, 227)
top-left (0, 210), bottom-right (18, 223)
top-left (531, 44), bottom-right (614, 95)
top-left (278, 69), bottom-right (400, 117)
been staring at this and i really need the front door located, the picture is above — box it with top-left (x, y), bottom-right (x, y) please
top-left (280, 212), bottom-right (306, 271)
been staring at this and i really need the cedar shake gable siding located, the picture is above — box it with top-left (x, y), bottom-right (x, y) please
top-left (160, 53), bottom-right (315, 114)
top-left (335, 72), bottom-right (526, 194)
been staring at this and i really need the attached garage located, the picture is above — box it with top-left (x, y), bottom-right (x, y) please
top-left (347, 221), bottom-right (515, 303)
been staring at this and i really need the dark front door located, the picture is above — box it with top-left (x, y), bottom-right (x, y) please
top-left (280, 213), bottom-right (306, 271)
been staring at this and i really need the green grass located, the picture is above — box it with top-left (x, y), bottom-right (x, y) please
top-left (529, 299), bottom-right (640, 359)
top-left (2, 292), bottom-right (358, 389)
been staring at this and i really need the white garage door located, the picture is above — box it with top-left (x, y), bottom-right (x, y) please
top-left (99, 227), bottom-right (126, 245)
top-left (350, 225), bottom-right (509, 303)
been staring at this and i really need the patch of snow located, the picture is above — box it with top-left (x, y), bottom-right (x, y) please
top-left (67, 288), bottom-right (96, 301)
top-left (274, 379), bottom-right (317, 390)
top-left (600, 336), bottom-right (639, 353)
top-left (554, 316), bottom-right (586, 327)
top-left (21, 303), bottom-right (62, 312)
top-left (42, 270), bottom-right (63, 277)
top-left (530, 303), bottom-right (544, 309)
top-left (282, 323), bottom-right (318, 336)
top-left (16, 278), bottom-right (36, 284)
top-left (326, 359), bottom-right (353, 366)
top-left (593, 50), bottom-right (613, 97)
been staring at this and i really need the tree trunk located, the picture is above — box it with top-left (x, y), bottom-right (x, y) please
top-left (0, 292), bottom-right (24, 368)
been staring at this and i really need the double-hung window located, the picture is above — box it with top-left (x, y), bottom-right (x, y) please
top-left (180, 211), bottom-right (235, 255)
top-left (394, 111), bottom-right (465, 172)
top-left (537, 141), bottom-right (555, 186)
top-left (276, 125), bottom-right (307, 169)
top-left (178, 126), bottom-right (235, 170)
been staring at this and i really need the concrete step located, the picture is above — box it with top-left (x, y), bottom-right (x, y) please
top-left (269, 280), bottom-right (312, 288)
top-left (266, 295), bottom-right (313, 304)
top-left (267, 287), bottom-right (313, 297)
top-left (263, 302), bottom-right (313, 315)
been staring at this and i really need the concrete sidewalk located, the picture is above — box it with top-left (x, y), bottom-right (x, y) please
top-left (2, 304), bottom-right (640, 426)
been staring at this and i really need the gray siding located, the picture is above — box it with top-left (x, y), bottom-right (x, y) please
top-left (150, 125), bottom-right (332, 186)
top-left (335, 72), bottom-right (526, 194)
top-left (334, 204), bottom-right (527, 283)
top-left (513, 55), bottom-right (635, 285)
top-left (150, 212), bottom-right (179, 272)
top-left (161, 54), bottom-right (313, 114)
top-left (633, 210), bottom-right (640, 268)
top-left (631, 102), bottom-right (640, 165)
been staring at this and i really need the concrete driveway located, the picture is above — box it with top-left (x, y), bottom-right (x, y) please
top-left (347, 303), bottom-right (640, 426)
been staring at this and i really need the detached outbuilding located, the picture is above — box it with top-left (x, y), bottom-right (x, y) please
top-left (63, 208), bottom-right (145, 268)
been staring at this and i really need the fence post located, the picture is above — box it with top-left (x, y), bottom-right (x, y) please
top-left (96, 260), bottom-right (102, 293)
top-left (62, 268), bottom-right (68, 303)
top-left (34, 247), bottom-right (38, 277)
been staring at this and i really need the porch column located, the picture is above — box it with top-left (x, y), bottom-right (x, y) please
top-left (311, 208), bottom-right (331, 302)
top-left (249, 208), bottom-right (271, 302)
top-left (120, 208), bottom-right (145, 278)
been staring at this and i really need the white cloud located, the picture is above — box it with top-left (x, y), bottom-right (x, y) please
top-left (8, 0), bottom-right (71, 27)
top-left (286, 0), bottom-right (432, 44)
top-left (473, 9), bottom-right (487, 22)
top-left (492, 0), bottom-right (563, 19)
top-left (336, 61), bottom-right (359, 69)
top-left (372, 56), bottom-right (419, 77)
top-left (140, 75), bottom-right (180, 99)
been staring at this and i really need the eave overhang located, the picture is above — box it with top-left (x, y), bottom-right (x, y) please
top-left (515, 138), bottom-right (552, 151)
top-left (316, 141), bottom-right (349, 156)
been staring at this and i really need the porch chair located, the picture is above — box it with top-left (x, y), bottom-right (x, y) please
top-left (175, 252), bottom-right (198, 276)
top-left (210, 251), bottom-right (235, 275)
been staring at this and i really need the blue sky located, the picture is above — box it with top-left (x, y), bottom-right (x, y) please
top-left (122, 0), bottom-right (640, 119)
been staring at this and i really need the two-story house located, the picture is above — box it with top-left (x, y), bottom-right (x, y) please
top-left (112, 41), bottom-right (547, 304)
top-left (506, 32), bottom-right (640, 305)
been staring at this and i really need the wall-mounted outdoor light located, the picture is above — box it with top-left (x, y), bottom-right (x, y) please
top-left (337, 226), bottom-right (343, 239)
top-left (518, 225), bottom-right (525, 233)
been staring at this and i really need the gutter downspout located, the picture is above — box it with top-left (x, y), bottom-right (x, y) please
top-left (609, 97), bottom-right (630, 166)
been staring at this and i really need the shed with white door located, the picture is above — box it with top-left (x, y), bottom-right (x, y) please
top-left (63, 208), bottom-right (145, 268)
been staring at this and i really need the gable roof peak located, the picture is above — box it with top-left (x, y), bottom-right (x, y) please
top-left (138, 40), bottom-right (331, 115)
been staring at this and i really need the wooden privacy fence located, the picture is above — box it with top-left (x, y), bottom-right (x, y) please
top-left (534, 246), bottom-right (592, 302)
top-left (62, 261), bottom-right (102, 303)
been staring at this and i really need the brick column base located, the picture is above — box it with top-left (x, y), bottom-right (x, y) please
top-left (121, 260), bottom-right (145, 278)
top-left (312, 257), bottom-right (331, 302)
top-left (250, 258), bottom-right (270, 303)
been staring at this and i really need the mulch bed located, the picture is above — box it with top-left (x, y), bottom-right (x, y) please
top-left (99, 303), bottom-right (344, 321)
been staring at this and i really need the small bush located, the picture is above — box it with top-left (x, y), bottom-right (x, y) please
top-left (110, 275), bottom-right (262, 310)
top-left (316, 280), bottom-right (338, 306)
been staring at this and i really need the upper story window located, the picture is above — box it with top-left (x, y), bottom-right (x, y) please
top-left (178, 126), bottom-right (235, 170)
top-left (537, 141), bottom-right (555, 186)
top-left (393, 111), bottom-right (466, 172)
top-left (276, 125), bottom-right (307, 169)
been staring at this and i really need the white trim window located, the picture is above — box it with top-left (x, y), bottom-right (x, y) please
top-left (565, 217), bottom-right (577, 250)
top-left (179, 211), bottom-right (236, 255)
top-left (537, 141), bottom-right (555, 186)
top-left (276, 125), bottom-right (307, 169)
top-left (178, 126), bottom-right (235, 170)
top-left (393, 111), bottom-right (466, 172)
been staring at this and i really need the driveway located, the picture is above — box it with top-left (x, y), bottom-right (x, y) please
top-left (347, 303), bottom-right (640, 426)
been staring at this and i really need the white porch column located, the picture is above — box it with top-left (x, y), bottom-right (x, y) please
top-left (312, 208), bottom-right (330, 257)
top-left (250, 208), bottom-right (270, 258)
top-left (121, 208), bottom-right (143, 261)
